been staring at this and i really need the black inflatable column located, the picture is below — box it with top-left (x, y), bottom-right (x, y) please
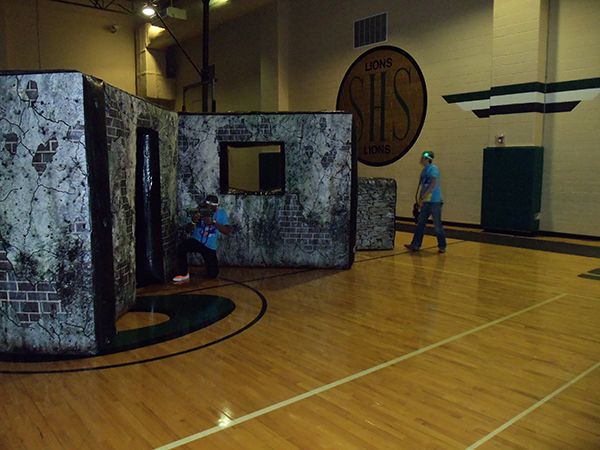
top-left (135, 128), bottom-right (164, 286)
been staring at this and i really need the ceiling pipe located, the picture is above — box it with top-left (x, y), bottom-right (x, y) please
top-left (149, 6), bottom-right (204, 111)
top-left (154, 12), bottom-right (203, 78)
top-left (140, 0), bottom-right (215, 112)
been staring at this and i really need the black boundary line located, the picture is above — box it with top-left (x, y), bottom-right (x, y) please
top-left (3, 225), bottom-right (590, 374)
top-left (0, 295), bottom-right (237, 363)
top-left (163, 267), bottom-right (315, 297)
top-left (179, 111), bottom-right (350, 116)
top-left (395, 217), bottom-right (600, 242)
top-left (0, 241), bottom-right (465, 374)
top-left (180, 241), bottom-right (460, 289)
top-left (395, 222), bottom-right (600, 259)
top-left (353, 240), bottom-right (465, 264)
top-left (0, 282), bottom-right (268, 375)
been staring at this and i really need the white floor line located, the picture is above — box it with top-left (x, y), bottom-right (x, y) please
top-left (154, 293), bottom-right (567, 450)
top-left (466, 359), bottom-right (600, 449)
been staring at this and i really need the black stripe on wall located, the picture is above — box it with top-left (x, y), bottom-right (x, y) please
top-left (473, 109), bottom-right (490, 118)
top-left (545, 101), bottom-right (580, 113)
top-left (490, 102), bottom-right (545, 115)
top-left (443, 90), bottom-right (490, 104)
top-left (470, 101), bottom-right (581, 117)
top-left (546, 77), bottom-right (600, 93)
top-left (443, 77), bottom-right (600, 105)
top-left (490, 82), bottom-right (546, 97)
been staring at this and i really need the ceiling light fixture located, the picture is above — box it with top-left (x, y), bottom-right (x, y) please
top-left (141, 2), bottom-right (156, 17)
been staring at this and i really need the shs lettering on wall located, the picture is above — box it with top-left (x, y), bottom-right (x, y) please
top-left (337, 46), bottom-right (427, 166)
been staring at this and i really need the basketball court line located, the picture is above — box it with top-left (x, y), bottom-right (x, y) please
top-left (154, 292), bottom-right (567, 449)
top-left (353, 239), bottom-right (465, 263)
top-left (0, 279), bottom-right (268, 374)
top-left (162, 241), bottom-right (462, 297)
top-left (466, 360), bottom-right (600, 449)
top-left (395, 222), bottom-right (600, 258)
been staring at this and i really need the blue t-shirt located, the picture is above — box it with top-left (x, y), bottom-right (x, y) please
top-left (191, 208), bottom-right (229, 250)
top-left (419, 163), bottom-right (442, 203)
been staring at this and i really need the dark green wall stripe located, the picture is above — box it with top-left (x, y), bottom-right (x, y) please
top-left (474, 101), bottom-right (580, 117)
top-left (546, 77), bottom-right (600, 93)
top-left (443, 90), bottom-right (490, 104)
top-left (490, 82), bottom-right (545, 96)
top-left (490, 103), bottom-right (545, 115)
top-left (444, 77), bottom-right (600, 105)
top-left (545, 101), bottom-right (580, 113)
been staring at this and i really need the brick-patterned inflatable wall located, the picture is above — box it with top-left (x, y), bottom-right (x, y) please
top-left (178, 113), bottom-right (354, 268)
top-left (356, 178), bottom-right (396, 250)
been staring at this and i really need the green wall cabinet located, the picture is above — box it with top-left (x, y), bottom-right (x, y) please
top-left (481, 146), bottom-right (544, 233)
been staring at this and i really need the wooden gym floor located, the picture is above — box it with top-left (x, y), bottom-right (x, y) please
top-left (1, 231), bottom-right (599, 449)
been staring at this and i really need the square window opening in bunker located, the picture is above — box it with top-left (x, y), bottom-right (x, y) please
top-left (219, 142), bottom-right (285, 195)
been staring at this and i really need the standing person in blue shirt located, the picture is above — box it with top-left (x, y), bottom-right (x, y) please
top-left (173, 195), bottom-right (231, 282)
top-left (404, 151), bottom-right (447, 253)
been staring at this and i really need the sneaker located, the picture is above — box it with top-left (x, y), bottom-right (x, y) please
top-left (404, 244), bottom-right (418, 252)
top-left (439, 248), bottom-right (446, 253)
top-left (172, 273), bottom-right (190, 282)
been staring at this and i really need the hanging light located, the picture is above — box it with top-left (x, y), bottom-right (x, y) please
top-left (141, 2), bottom-right (157, 17)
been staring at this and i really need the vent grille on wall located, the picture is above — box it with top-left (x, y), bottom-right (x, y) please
top-left (354, 13), bottom-right (387, 48)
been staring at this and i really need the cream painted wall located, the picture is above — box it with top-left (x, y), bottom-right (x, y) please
top-left (285, 0), bottom-right (493, 224)
top-left (0, 0), bottom-right (40, 69)
top-left (0, 0), bottom-right (6, 67)
top-left (259, 1), bottom-right (279, 111)
top-left (489, 0), bottom-right (548, 148)
top-left (0, 0), bottom-right (138, 94)
top-left (541, 0), bottom-right (600, 236)
top-left (2, 0), bottom-right (598, 236)
top-left (282, 0), bottom-right (599, 236)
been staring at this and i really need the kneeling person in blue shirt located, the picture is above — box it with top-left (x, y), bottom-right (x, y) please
top-left (173, 195), bottom-right (231, 282)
